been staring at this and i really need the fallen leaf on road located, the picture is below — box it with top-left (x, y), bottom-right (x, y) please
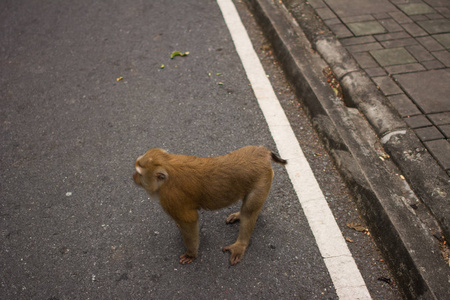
top-left (346, 222), bottom-right (368, 232)
top-left (332, 87), bottom-right (339, 97)
top-left (322, 67), bottom-right (343, 100)
top-left (345, 237), bottom-right (353, 243)
top-left (260, 44), bottom-right (270, 51)
top-left (116, 77), bottom-right (123, 82)
top-left (379, 153), bottom-right (390, 161)
top-left (171, 51), bottom-right (189, 59)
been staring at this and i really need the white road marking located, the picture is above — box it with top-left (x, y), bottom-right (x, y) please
top-left (217, 0), bottom-right (371, 298)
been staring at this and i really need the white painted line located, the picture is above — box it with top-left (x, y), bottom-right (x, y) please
top-left (217, 0), bottom-right (371, 299)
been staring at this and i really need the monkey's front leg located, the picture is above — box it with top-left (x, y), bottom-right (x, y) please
top-left (178, 219), bottom-right (199, 264)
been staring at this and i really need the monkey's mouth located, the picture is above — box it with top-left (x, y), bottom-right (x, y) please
top-left (132, 172), bottom-right (141, 186)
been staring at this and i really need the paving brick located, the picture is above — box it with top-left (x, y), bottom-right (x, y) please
top-left (373, 76), bottom-right (403, 95)
top-left (365, 67), bottom-right (387, 76)
top-left (418, 19), bottom-right (450, 34)
top-left (325, 0), bottom-right (397, 18)
top-left (410, 15), bottom-right (430, 22)
top-left (370, 47), bottom-right (417, 66)
top-left (415, 126), bottom-right (445, 141)
top-left (341, 36), bottom-right (376, 46)
top-left (381, 38), bottom-right (418, 48)
top-left (373, 12), bottom-right (391, 20)
top-left (426, 13), bottom-right (445, 20)
top-left (402, 23), bottom-right (429, 37)
top-left (439, 124), bottom-right (450, 138)
top-left (432, 50), bottom-right (450, 67)
top-left (428, 112), bottom-right (450, 125)
top-left (388, 94), bottom-right (422, 116)
top-left (385, 63), bottom-right (426, 74)
top-left (424, 139), bottom-right (450, 170)
top-left (404, 115), bottom-right (432, 128)
top-left (374, 31), bottom-right (411, 41)
top-left (347, 21), bottom-right (387, 36)
top-left (379, 18), bottom-right (403, 32)
top-left (325, 18), bottom-right (343, 26)
top-left (416, 36), bottom-right (445, 51)
top-left (352, 52), bottom-right (379, 67)
top-left (308, 0), bottom-right (327, 9)
top-left (422, 59), bottom-right (445, 69)
top-left (341, 15), bottom-right (374, 23)
top-left (434, 7), bottom-right (450, 18)
top-left (397, 3), bottom-right (436, 16)
top-left (389, 11), bottom-right (413, 24)
top-left (406, 44), bottom-right (435, 61)
top-left (395, 69), bottom-right (450, 114)
top-left (316, 7), bottom-right (337, 20)
top-left (434, 33), bottom-right (450, 49)
top-left (425, 0), bottom-right (450, 7)
top-left (346, 42), bottom-right (383, 53)
top-left (329, 24), bottom-right (354, 38)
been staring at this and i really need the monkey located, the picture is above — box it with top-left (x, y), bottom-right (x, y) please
top-left (133, 145), bottom-right (287, 265)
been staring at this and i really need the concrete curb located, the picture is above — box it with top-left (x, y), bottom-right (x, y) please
top-left (245, 0), bottom-right (450, 298)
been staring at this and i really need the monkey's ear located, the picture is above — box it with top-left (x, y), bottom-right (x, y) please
top-left (155, 171), bottom-right (168, 181)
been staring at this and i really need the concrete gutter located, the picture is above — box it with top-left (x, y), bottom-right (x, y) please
top-left (245, 0), bottom-right (450, 298)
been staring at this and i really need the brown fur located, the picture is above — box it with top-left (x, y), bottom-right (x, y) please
top-left (133, 145), bottom-right (286, 265)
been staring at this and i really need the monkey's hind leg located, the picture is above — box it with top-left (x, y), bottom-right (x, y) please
top-left (223, 185), bottom-right (271, 265)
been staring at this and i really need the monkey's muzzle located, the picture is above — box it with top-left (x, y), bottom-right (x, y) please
top-left (133, 172), bottom-right (141, 186)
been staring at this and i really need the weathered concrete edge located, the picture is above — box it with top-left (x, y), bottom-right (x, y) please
top-left (282, 0), bottom-right (450, 242)
top-left (244, 0), bottom-right (450, 298)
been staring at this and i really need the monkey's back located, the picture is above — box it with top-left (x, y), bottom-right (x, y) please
top-left (162, 146), bottom-right (274, 210)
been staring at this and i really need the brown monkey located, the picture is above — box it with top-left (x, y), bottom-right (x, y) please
top-left (133, 145), bottom-right (287, 265)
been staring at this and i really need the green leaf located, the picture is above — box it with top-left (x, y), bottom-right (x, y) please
top-left (160, 64), bottom-right (165, 69)
top-left (171, 51), bottom-right (189, 59)
top-left (332, 87), bottom-right (339, 96)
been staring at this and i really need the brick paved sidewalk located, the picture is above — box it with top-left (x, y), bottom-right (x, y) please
top-left (308, 0), bottom-right (450, 175)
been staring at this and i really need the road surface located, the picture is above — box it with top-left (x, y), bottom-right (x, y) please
top-left (0, 0), bottom-right (401, 298)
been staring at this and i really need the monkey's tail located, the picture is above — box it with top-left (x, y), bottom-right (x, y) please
top-left (271, 152), bottom-right (287, 165)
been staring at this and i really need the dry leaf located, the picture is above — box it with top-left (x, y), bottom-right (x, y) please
top-left (346, 222), bottom-right (367, 232)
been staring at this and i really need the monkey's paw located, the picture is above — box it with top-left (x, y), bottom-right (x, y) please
top-left (222, 243), bottom-right (246, 265)
top-left (179, 253), bottom-right (196, 264)
top-left (226, 212), bottom-right (241, 224)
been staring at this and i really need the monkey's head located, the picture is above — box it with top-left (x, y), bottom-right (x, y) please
top-left (133, 148), bottom-right (169, 195)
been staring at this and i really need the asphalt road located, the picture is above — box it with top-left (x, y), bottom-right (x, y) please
top-left (1, 0), bottom-right (401, 299)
